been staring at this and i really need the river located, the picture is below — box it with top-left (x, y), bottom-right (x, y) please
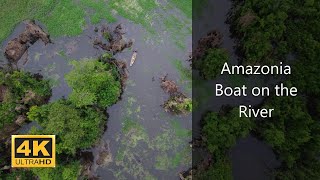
top-left (0, 2), bottom-right (192, 179)
top-left (0, 0), bottom-right (280, 179)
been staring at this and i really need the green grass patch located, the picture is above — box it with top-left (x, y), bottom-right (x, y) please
top-left (0, 0), bottom-right (86, 41)
top-left (0, 0), bottom-right (54, 42)
top-left (79, 0), bottom-right (116, 24)
top-left (0, 0), bottom-right (118, 42)
top-left (169, 0), bottom-right (192, 18)
top-left (38, 0), bottom-right (86, 36)
top-left (109, 0), bottom-right (158, 34)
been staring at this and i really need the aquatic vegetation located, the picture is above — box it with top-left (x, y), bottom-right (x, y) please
top-left (115, 118), bottom-right (154, 179)
top-left (0, 0), bottom-right (52, 42)
top-left (124, 96), bottom-right (139, 116)
top-left (170, 120), bottom-right (192, 138)
top-left (121, 117), bottom-right (149, 147)
top-left (43, 63), bottom-right (60, 87)
top-left (154, 148), bottom-right (191, 171)
top-left (34, 52), bottom-right (42, 61)
top-left (152, 123), bottom-right (191, 171)
top-left (0, 0), bottom-right (88, 41)
top-left (172, 59), bottom-right (192, 84)
top-left (169, 0), bottom-right (192, 18)
top-left (113, 113), bottom-right (191, 177)
top-left (102, 52), bottom-right (113, 60)
top-left (65, 59), bottom-right (121, 108)
top-left (0, 103), bottom-right (17, 129)
top-left (163, 15), bottom-right (189, 50)
top-left (163, 94), bottom-right (192, 114)
top-left (79, 0), bottom-right (116, 24)
top-left (37, 0), bottom-right (85, 37)
top-left (109, 0), bottom-right (158, 34)
top-left (57, 50), bottom-right (68, 60)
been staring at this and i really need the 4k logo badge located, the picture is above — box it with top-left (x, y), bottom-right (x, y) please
top-left (12, 135), bottom-right (55, 168)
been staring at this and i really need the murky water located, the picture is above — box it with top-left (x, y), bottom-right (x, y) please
top-left (0, 4), bottom-right (192, 180)
top-left (0, 0), bottom-right (279, 179)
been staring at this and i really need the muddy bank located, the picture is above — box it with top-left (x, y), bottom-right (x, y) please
top-left (93, 24), bottom-right (133, 54)
top-left (4, 20), bottom-right (51, 67)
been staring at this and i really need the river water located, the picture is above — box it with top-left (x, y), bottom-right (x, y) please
top-left (0, 0), bottom-right (280, 179)
top-left (0, 3), bottom-right (192, 180)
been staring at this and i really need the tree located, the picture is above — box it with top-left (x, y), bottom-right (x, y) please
top-left (31, 160), bottom-right (80, 180)
top-left (202, 108), bottom-right (253, 157)
top-left (195, 48), bottom-right (228, 79)
top-left (194, 157), bottom-right (232, 180)
top-left (0, 70), bottom-right (51, 129)
top-left (27, 100), bottom-right (105, 155)
top-left (65, 59), bottom-right (121, 108)
top-left (261, 96), bottom-right (320, 178)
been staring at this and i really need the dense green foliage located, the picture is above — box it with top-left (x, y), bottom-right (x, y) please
top-left (230, 0), bottom-right (320, 178)
top-left (230, 0), bottom-right (289, 65)
top-left (194, 48), bottom-right (229, 80)
top-left (260, 96), bottom-right (320, 179)
top-left (202, 108), bottom-right (253, 156)
top-left (0, 71), bottom-right (51, 129)
top-left (31, 160), bottom-right (80, 180)
top-left (24, 59), bottom-right (121, 179)
top-left (0, 70), bottom-right (51, 179)
top-left (0, 169), bottom-right (35, 180)
top-left (196, 108), bottom-right (252, 180)
top-left (65, 59), bottom-right (121, 108)
top-left (194, 158), bottom-right (232, 180)
top-left (27, 100), bottom-right (105, 154)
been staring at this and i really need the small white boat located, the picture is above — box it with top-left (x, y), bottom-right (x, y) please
top-left (130, 51), bottom-right (137, 66)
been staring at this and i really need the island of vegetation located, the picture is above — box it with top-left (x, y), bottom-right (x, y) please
top-left (0, 21), bottom-right (126, 179)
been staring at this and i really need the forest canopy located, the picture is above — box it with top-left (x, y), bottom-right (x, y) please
top-left (65, 59), bottom-right (121, 108)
